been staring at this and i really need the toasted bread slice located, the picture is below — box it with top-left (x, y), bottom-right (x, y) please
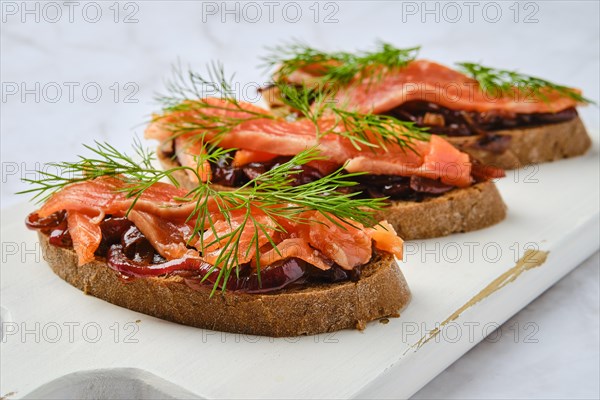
top-left (447, 117), bottom-right (591, 169)
top-left (158, 151), bottom-right (507, 240)
top-left (260, 86), bottom-right (591, 170)
top-left (376, 181), bottom-right (506, 240)
top-left (39, 232), bottom-right (411, 337)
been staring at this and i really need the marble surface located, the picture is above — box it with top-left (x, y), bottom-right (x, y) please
top-left (1, 1), bottom-right (598, 398)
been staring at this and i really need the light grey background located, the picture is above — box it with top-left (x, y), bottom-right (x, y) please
top-left (1, 1), bottom-right (599, 398)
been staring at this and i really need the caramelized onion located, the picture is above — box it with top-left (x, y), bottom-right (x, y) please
top-left (99, 217), bottom-right (132, 243)
top-left (26, 210), bottom-right (66, 232)
top-left (107, 244), bottom-right (209, 277)
top-left (211, 154), bottom-right (325, 188)
top-left (48, 219), bottom-right (72, 248)
top-left (95, 216), bottom-right (133, 256)
top-left (107, 244), bottom-right (336, 294)
top-left (234, 260), bottom-right (356, 292)
top-left (409, 176), bottom-right (455, 194)
top-left (27, 211), bottom-right (72, 247)
top-left (121, 225), bottom-right (155, 264)
top-left (233, 259), bottom-right (308, 293)
top-left (387, 100), bottom-right (578, 137)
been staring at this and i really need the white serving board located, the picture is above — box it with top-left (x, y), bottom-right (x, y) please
top-left (1, 133), bottom-right (599, 400)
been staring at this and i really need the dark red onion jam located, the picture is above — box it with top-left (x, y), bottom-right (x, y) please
top-left (385, 101), bottom-right (578, 137)
top-left (26, 211), bottom-right (72, 248)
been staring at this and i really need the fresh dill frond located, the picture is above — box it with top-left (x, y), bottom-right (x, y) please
top-left (156, 60), bottom-right (238, 110)
top-left (331, 109), bottom-right (430, 153)
top-left (262, 40), bottom-right (420, 86)
top-left (152, 61), bottom-right (276, 144)
top-left (274, 82), bottom-right (336, 135)
top-left (156, 100), bottom-right (274, 146)
top-left (457, 62), bottom-right (594, 104)
top-left (273, 82), bottom-right (430, 152)
top-left (17, 137), bottom-right (170, 203)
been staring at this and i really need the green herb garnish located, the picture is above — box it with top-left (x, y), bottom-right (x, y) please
top-left (457, 62), bottom-right (594, 104)
top-left (262, 41), bottom-right (420, 86)
top-left (153, 61), bottom-right (276, 142)
top-left (275, 83), bottom-right (430, 153)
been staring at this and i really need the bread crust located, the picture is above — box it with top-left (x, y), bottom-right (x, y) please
top-left (261, 86), bottom-right (591, 169)
top-left (376, 181), bottom-right (506, 240)
top-left (39, 233), bottom-right (411, 337)
top-left (158, 152), bottom-right (506, 240)
top-left (448, 117), bottom-right (591, 169)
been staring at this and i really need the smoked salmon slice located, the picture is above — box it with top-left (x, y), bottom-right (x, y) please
top-left (146, 98), bottom-right (474, 187)
top-left (302, 212), bottom-right (372, 270)
top-left (127, 210), bottom-right (195, 260)
top-left (233, 150), bottom-right (279, 166)
top-left (343, 137), bottom-right (461, 183)
top-left (366, 221), bottom-right (403, 259)
top-left (174, 137), bottom-right (212, 183)
top-left (258, 238), bottom-right (332, 271)
top-left (201, 212), bottom-right (277, 265)
top-left (67, 211), bottom-right (102, 266)
top-left (35, 178), bottom-right (403, 270)
top-left (38, 177), bottom-right (200, 220)
top-left (284, 60), bottom-right (581, 114)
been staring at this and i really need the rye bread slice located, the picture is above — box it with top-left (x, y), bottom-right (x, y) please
top-left (39, 232), bottom-right (411, 337)
top-left (447, 117), bottom-right (591, 169)
top-left (375, 181), bottom-right (506, 240)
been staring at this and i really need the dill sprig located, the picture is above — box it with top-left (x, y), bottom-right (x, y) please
top-left (19, 140), bottom-right (384, 295)
top-left (154, 100), bottom-right (274, 146)
top-left (156, 60), bottom-right (238, 110)
top-left (153, 61), bottom-right (276, 142)
top-left (457, 62), bottom-right (594, 104)
top-left (331, 109), bottom-right (430, 153)
top-left (275, 83), bottom-right (430, 153)
top-left (274, 81), bottom-right (334, 136)
top-left (262, 41), bottom-right (420, 86)
top-left (17, 137), bottom-right (179, 204)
